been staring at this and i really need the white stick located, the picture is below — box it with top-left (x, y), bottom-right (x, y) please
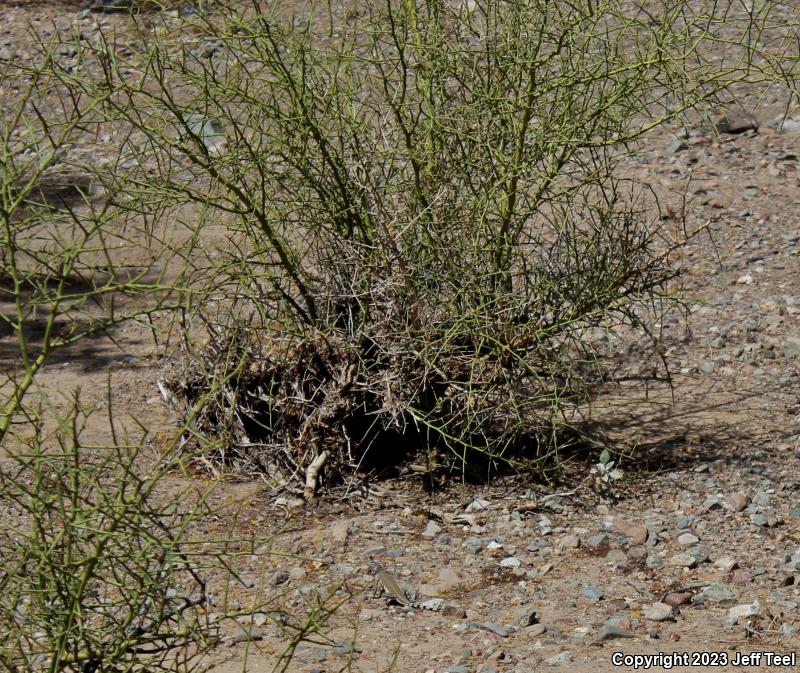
top-left (304, 450), bottom-right (330, 500)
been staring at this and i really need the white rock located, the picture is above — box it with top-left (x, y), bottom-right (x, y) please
top-left (545, 651), bottom-right (572, 666)
top-left (668, 552), bottom-right (697, 568)
top-left (726, 601), bottom-right (761, 625)
top-left (645, 602), bottom-right (674, 622)
top-left (422, 520), bottom-right (442, 539)
top-left (466, 498), bottom-right (491, 513)
top-left (776, 118), bottom-right (800, 135)
top-left (736, 274), bottom-right (754, 285)
top-left (715, 556), bottom-right (738, 572)
top-left (527, 623), bottom-right (546, 637)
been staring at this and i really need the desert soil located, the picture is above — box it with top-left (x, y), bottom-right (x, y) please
top-left (1, 2), bottom-right (799, 672)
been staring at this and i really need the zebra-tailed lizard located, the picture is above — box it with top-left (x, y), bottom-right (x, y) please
top-left (370, 562), bottom-right (443, 611)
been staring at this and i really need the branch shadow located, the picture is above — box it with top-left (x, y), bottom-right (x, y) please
top-left (587, 375), bottom-right (797, 474)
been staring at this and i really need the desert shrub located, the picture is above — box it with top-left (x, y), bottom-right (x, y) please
top-left (64, 0), bottom-right (788, 488)
top-left (0, 26), bottom-right (346, 671)
top-left (0, 35), bottom-right (197, 442)
top-left (0, 394), bottom-right (348, 673)
top-left (0, 401), bottom-right (215, 673)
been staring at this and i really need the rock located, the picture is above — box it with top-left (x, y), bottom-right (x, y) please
top-left (645, 602), bottom-right (674, 622)
top-left (422, 520), bottom-right (442, 539)
top-left (480, 621), bottom-right (511, 637)
top-left (773, 118), bottom-right (800, 135)
top-left (419, 598), bottom-right (447, 611)
top-left (545, 652), bottom-right (572, 666)
top-left (586, 533), bottom-right (609, 548)
top-left (752, 491), bottom-right (772, 507)
top-left (727, 492), bottom-right (750, 512)
top-left (668, 552), bottom-right (698, 568)
top-left (557, 533), bottom-right (580, 549)
top-left (606, 516), bottom-right (648, 545)
top-left (646, 553), bottom-right (665, 569)
top-left (581, 586), bottom-right (604, 602)
top-left (715, 557), bottom-right (738, 572)
top-left (628, 546), bottom-right (648, 560)
top-left (500, 557), bottom-right (521, 568)
top-left (736, 274), bottom-right (754, 285)
top-left (443, 605), bottom-right (468, 618)
top-left (732, 570), bottom-right (753, 584)
top-left (699, 583), bottom-right (735, 603)
top-left (185, 114), bottom-right (227, 153)
top-left (695, 569), bottom-right (725, 583)
top-left (606, 549), bottom-right (628, 564)
top-left (716, 110), bottom-right (758, 134)
top-left (466, 498), bottom-right (491, 513)
top-left (0, 46), bottom-right (13, 61)
top-left (677, 532), bottom-right (699, 545)
top-left (784, 338), bottom-right (800, 358)
top-left (740, 186), bottom-right (759, 199)
top-left (663, 591), bottom-right (692, 607)
top-left (464, 537), bottom-right (483, 554)
top-left (596, 624), bottom-right (635, 642)
top-left (527, 623), bottom-right (546, 637)
top-left (688, 546), bottom-right (710, 564)
top-left (726, 601), bottom-right (760, 625)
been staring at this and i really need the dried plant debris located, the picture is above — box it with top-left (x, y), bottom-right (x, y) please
top-left (160, 321), bottom-right (605, 492)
